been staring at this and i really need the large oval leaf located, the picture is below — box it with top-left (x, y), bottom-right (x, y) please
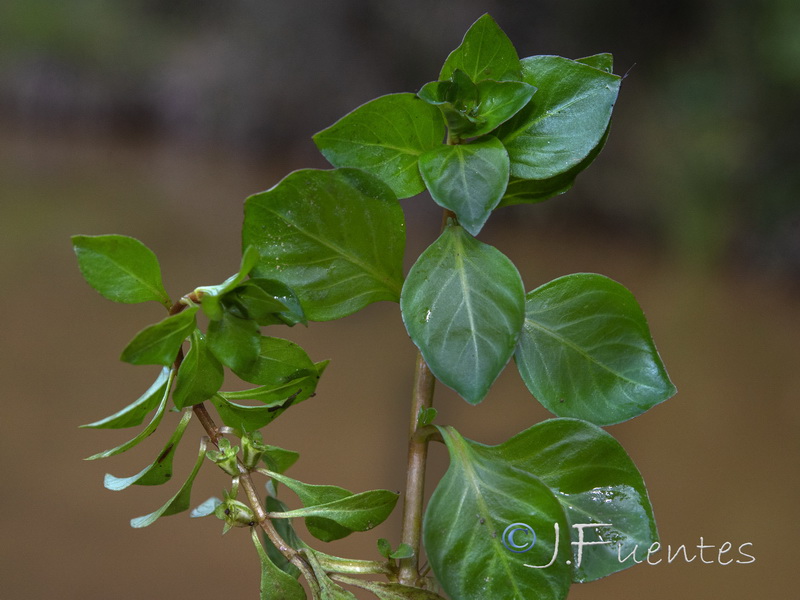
top-left (497, 55), bottom-right (620, 180)
top-left (497, 418), bottom-right (658, 582)
top-left (401, 224), bottom-right (524, 404)
top-left (243, 168), bottom-right (406, 321)
top-left (313, 94), bottom-right (445, 198)
top-left (515, 273), bottom-right (676, 425)
top-left (418, 137), bottom-right (510, 236)
top-left (424, 426), bottom-right (572, 600)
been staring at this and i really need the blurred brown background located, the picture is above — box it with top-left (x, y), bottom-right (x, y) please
top-left (1, 1), bottom-right (798, 598)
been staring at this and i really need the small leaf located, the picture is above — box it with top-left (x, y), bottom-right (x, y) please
top-left (190, 496), bottom-right (222, 518)
top-left (120, 308), bottom-right (198, 366)
top-left (81, 367), bottom-right (170, 429)
top-left (470, 80), bottom-right (537, 137)
top-left (267, 471), bottom-right (399, 542)
top-left (423, 426), bottom-right (572, 600)
top-left (417, 407), bottom-right (438, 427)
top-left (227, 278), bottom-right (306, 326)
top-left (389, 543), bottom-right (414, 560)
top-left (220, 359), bottom-right (327, 404)
top-left (418, 137), bottom-right (510, 236)
top-left (313, 95), bottom-right (445, 198)
top-left (514, 274), bottom-right (676, 425)
top-left (104, 410), bottom-right (192, 491)
top-left (261, 445), bottom-right (301, 474)
top-left (210, 390), bottom-right (307, 432)
top-left (401, 225), bottom-right (525, 404)
top-left (243, 168), bottom-right (406, 321)
top-left (377, 538), bottom-right (392, 558)
top-left (497, 55), bottom-right (620, 180)
top-left (72, 234), bottom-right (170, 307)
top-left (172, 330), bottom-right (224, 409)
top-left (130, 436), bottom-right (208, 528)
top-left (206, 311), bottom-right (260, 372)
top-left (440, 14), bottom-right (521, 82)
top-left (232, 336), bottom-right (317, 386)
top-left (84, 370), bottom-right (174, 460)
top-left (251, 527), bottom-right (307, 600)
top-left (195, 245), bottom-right (261, 320)
top-left (304, 549), bottom-right (359, 600)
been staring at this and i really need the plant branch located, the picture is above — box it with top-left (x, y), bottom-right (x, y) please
top-left (398, 351), bottom-right (437, 586)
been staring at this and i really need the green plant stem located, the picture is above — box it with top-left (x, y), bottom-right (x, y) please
top-left (398, 351), bottom-right (437, 586)
top-left (190, 402), bottom-right (318, 591)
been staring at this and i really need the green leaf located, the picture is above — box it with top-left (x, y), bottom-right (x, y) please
top-left (130, 436), bottom-right (207, 528)
top-left (103, 409), bottom-right (193, 491)
top-left (418, 70), bottom-right (483, 139)
top-left (206, 311), bottom-right (260, 372)
top-left (267, 471), bottom-right (399, 542)
top-left (261, 444), bottom-right (300, 474)
top-left (243, 168), bottom-right (406, 321)
top-left (210, 386), bottom-right (310, 432)
top-left (81, 367), bottom-right (170, 429)
top-left (576, 52), bottom-right (614, 73)
top-left (313, 94), bottom-right (445, 198)
top-left (424, 426), bottom-right (572, 600)
top-left (440, 14), bottom-right (521, 82)
top-left (498, 125), bottom-right (610, 207)
top-left (84, 370), bottom-right (174, 460)
top-left (515, 274), bottom-right (676, 425)
top-left (72, 234), bottom-right (170, 307)
top-left (470, 80), bottom-right (537, 137)
top-left (401, 224), bottom-right (525, 404)
top-left (172, 330), bottom-right (224, 409)
top-left (232, 335), bottom-right (317, 386)
top-left (418, 137), bottom-right (510, 236)
top-left (496, 55), bottom-right (620, 180)
top-left (195, 245), bottom-right (261, 320)
top-left (304, 549), bottom-right (359, 600)
top-left (227, 278), bottom-right (306, 326)
top-left (251, 527), bottom-right (307, 600)
top-left (120, 308), bottom-right (198, 366)
top-left (498, 418), bottom-right (658, 582)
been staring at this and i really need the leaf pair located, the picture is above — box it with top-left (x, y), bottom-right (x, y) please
top-left (424, 419), bottom-right (658, 600)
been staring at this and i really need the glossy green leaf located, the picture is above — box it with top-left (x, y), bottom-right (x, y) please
top-left (261, 444), bottom-right (300, 474)
top-left (120, 308), bottom-right (198, 366)
top-left (221, 359), bottom-right (326, 403)
top-left (251, 527), bottom-right (307, 600)
top-left (401, 224), bottom-right (525, 404)
top-left (418, 137), bottom-right (509, 236)
top-left (81, 367), bottom-right (170, 429)
top-left (85, 370), bottom-right (174, 460)
top-left (470, 80), bottom-right (537, 137)
top-left (313, 95), bottom-right (445, 198)
top-left (267, 471), bottom-right (399, 542)
top-left (172, 330), bottom-right (224, 409)
top-left (576, 53), bottom-right (614, 73)
top-left (130, 436), bottom-right (207, 528)
top-left (103, 409), bottom-right (193, 491)
top-left (72, 234), bottom-right (170, 307)
top-left (243, 168), bottom-right (406, 321)
top-left (440, 14), bottom-right (521, 82)
top-left (195, 245), bottom-right (260, 320)
top-left (232, 335), bottom-right (317, 386)
top-left (206, 311), bottom-right (260, 372)
top-left (515, 274), bottom-right (676, 425)
top-left (424, 426), bottom-right (572, 600)
top-left (498, 418), bottom-right (658, 582)
top-left (227, 278), bottom-right (306, 326)
top-left (418, 70), bottom-right (482, 139)
top-left (210, 386), bottom-right (310, 432)
top-left (497, 55), bottom-right (620, 180)
top-left (498, 125), bottom-right (610, 207)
